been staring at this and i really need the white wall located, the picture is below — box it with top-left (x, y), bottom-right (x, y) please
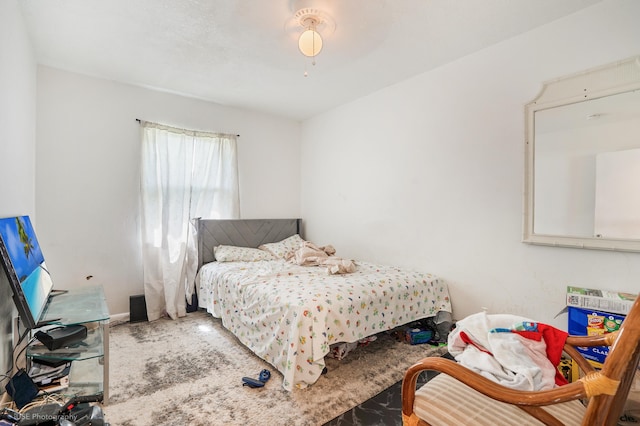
top-left (36, 68), bottom-right (301, 315)
top-left (300, 0), bottom-right (640, 329)
top-left (0, 0), bottom-right (37, 382)
top-left (0, 2), bottom-right (37, 222)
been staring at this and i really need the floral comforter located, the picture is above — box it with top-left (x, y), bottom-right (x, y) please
top-left (197, 259), bottom-right (451, 390)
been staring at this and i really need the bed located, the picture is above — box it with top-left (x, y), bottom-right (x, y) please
top-left (194, 218), bottom-right (452, 391)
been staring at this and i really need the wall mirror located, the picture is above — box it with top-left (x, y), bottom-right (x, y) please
top-left (524, 56), bottom-right (640, 252)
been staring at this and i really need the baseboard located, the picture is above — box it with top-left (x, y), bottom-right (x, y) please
top-left (109, 312), bottom-right (130, 326)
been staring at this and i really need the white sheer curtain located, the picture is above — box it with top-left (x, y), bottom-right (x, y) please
top-left (140, 121), bottom-right (239, 320)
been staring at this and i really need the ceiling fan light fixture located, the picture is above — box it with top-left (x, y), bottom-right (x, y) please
top-left (293, 8), bottom-right (333, 58)
top-left (289, 6), bottom-right (335, 76)
top-left (298, 25), bottom-right (323, 57)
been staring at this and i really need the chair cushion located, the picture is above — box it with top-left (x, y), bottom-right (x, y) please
top-left (413, 373), bottom-right (586, 426)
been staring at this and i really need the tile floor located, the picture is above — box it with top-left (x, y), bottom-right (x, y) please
top-left (323, 353), bottom-right (452, 426)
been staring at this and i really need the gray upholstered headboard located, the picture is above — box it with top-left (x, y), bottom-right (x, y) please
top-left (196, 218), bottom-right (302, 268)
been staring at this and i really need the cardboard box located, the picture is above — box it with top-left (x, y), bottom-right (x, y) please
top-left (566, 286), bottom-right (637, 316)
top-left (568, 306), bottom-right (625, 364)
top-left (569, 358), bottom-right (603, 383)
top-left (557, 357), bottom-right (573, 382)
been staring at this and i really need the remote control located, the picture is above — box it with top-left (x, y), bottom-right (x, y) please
top-left (61, 392), bottom-right (104, 413)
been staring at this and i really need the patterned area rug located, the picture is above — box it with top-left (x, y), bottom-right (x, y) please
top-left (103, 310), bottom-right (446, 426)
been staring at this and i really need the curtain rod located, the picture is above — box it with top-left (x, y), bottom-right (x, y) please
top-left (135, 118), bottom-right (239, 137)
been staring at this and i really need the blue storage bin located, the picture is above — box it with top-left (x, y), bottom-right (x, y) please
top-left (405, 328), bottom-right (433, 345)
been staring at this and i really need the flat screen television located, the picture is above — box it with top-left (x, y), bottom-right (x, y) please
top-left (0, 215), bottom-right (54, 329)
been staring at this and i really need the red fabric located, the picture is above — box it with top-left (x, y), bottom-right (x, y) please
top-left (513, 324), bottom-right (569, 386)
top-left (459, 331), bottom-right (493, 356)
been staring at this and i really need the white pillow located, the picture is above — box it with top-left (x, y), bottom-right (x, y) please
top-left (214, 245), bottom-right (276, 262)
top-left (258, 234), bottom-right (305, 259)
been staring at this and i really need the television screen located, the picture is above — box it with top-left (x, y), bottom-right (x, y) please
top-left (0, 215), bottom-right (54, 329)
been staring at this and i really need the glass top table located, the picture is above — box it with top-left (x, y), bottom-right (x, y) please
top-left (39, 284), bottom-right (110, 326)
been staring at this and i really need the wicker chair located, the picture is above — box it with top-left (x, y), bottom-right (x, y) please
top-left (402, 296), bottom-right (640, 426)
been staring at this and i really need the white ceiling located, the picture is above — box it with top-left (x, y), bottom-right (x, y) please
top-left (19, 0), bottom-right (602, 121)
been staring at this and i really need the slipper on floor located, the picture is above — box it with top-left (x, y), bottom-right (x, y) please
top-left (242, 369), bottom-right (271, 388)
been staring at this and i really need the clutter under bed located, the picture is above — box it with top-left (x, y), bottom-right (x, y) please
top-left (194, 218), bottom-right (452, 390)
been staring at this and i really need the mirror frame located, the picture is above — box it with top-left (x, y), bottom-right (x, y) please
top-left (523, 55), bottom-right (640, 252)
